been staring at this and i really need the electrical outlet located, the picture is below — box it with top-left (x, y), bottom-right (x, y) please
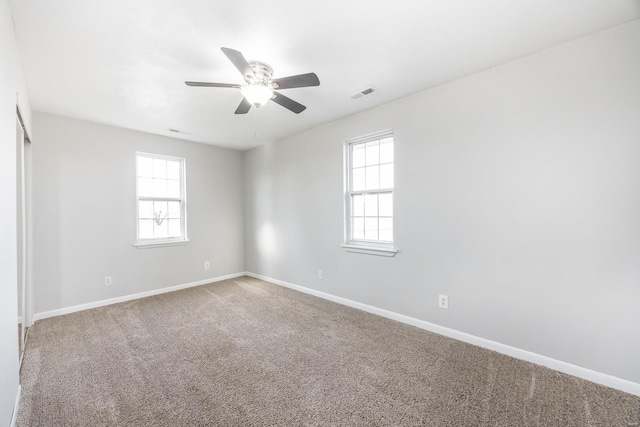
top-left (438, 294), bottom-right (449, 309)
top-left (317, 270), bottom-right (323, 280)
top-left (204, 261), bottom-right (210, 270)
top-left (104, 276), bottom-right (112, 286)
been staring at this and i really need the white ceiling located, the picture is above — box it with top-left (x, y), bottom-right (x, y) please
top-left (10, 0), bottom-right (640, 150)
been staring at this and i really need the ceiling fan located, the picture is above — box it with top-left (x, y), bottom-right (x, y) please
top-left (185, 47), bottom-right (320, 114)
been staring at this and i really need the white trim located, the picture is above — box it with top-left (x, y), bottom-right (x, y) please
top-left (245, 272), bottom-right (640, 397)
top-left (346, 129), bottom-right (394, 144)
top-left (135, 151), bottom-right (185, 162)
top-left (17, 116), bottom-right (27, 363)
top-left (133, 239), bottom-right (189, 248)
top-left (11, 385), bottom-right (21, 427)
top-left (32, 272), bottom-right (246, 322)
top-left (341, 244), bottom-right (397, 257)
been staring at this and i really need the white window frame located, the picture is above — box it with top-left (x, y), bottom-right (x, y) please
top-left (134, 152), bottom-right (188, 248)
top-left (343, 130), bottom-right (397, 257)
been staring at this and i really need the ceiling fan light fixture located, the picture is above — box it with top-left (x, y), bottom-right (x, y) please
top-left (241, 84), bottom-right (273, 107)
top-left (186, 47), bottom-right (319, 114)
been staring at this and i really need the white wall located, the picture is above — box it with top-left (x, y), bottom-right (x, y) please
top-left (32, 113), bottom-right (244, 315)
top-left (0, 0), bottom-right (32, 424)
top-left (244, 20), bottom-right (640, 384)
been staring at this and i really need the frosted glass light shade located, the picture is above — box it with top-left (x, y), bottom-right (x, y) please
top-left (241, 85), bottom-right (273, 107)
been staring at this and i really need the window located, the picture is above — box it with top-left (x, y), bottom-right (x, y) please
top-left (135, 153), bottom-right (187, 247)
top-left (344, 131), bottom-right (395, 255)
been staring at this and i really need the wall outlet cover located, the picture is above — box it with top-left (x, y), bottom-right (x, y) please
top-left (439, 294), bottom-right (449, 309)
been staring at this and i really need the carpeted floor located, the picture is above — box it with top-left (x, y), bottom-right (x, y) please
top-left (18, 276), bottom-right (640, 426)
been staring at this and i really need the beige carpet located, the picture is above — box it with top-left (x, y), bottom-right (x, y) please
top-left (18, 276), bottom-right (640, 426)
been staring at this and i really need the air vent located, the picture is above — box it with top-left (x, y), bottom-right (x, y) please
top-left (351, 86), bottom-right (376, 100)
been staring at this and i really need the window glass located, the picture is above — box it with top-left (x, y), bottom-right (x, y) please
top-left (346, 133), bottom-right (393, 245)
top-left (136, 153), bottom-right (186, 243)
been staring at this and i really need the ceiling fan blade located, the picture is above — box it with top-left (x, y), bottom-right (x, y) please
top-left (221, 47), bottom-right (255, 81)
top-left (271, 92), bottom-right (306, 114)
top-left (271, 73), bottom-right (320, 90)
top-left (185, 81), bottom-right (241, 88)
top-left (234, 98), bottom-right (252, 114)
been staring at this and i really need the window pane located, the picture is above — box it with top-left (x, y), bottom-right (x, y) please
top-left (153, 158), bottom-right (166, 179)
top-left (352, 168), bottom-right (365, 191)
top-left (364, 194), bottom-right (378, 217)
top-left (137, 154), bottom-right (186, 242)
top-left (380, 163), bottom-right (394, 189)
top-left (139, 220), bottom-right (154, 239)
top-left (138, 201), bottom-right (153, 219)
top-left (352, 194), bottom-right (364, 217)
top-left (167, 219), bottom-right (181, 237)
top-left (346, 135), bottom-right (393, 245)
top-left (137, 156), bottom-right (153, 177)
top-left (138, 177), bottom-right (153, 197)
top-left (167, 179), bottom-right (180, 198)
top-left (365, 165), bottom-right (379, 190)
top-left (152, 178), bottom-right (167, 197)
top-left (352, 143), bottom-right (366, 168)
top-left (379, 193), bottom-right (393, 217)
top-left (365, 141), bottom-right (379, 166)
top-left (168, 201), bottom-right (181, 218)
top-left (379, 218), bottom-right (393, 242)
top-left (380, 138), bottom-right (393, 164)
top-left (352, 217), bottom-right (364, 240)
top-left (364, 217), bottom-right (378, 241)
top-left (154, 219), bottom-right (168, 238)
top-left (166, 160), bottom-right (180, 180)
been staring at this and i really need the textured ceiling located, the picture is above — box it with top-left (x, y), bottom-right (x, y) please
top-left (9, 0), bottom-right (640, 150)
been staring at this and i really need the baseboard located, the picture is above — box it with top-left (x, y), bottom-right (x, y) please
top-left (246, 272), bottom-right (640, 397)
top-left (32, 272), bottom-right (246, 322)
top-left (10, 385), bottom-right (21, 427)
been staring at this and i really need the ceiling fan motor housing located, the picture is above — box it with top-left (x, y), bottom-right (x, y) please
top-left (247, 62), bottom-right (273, 86)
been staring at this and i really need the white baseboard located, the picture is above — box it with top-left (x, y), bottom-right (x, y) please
top-left (32, 272), bottom-right (246, 322)
top-left (246, 272), bottom-right (640, 397)
top-left (11, 385), bottom-right (21, 427)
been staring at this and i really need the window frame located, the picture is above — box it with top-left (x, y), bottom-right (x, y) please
top-left (134, 152), bottom-right (188, 248)
top-left (343, 130), bottom-right (397, 256)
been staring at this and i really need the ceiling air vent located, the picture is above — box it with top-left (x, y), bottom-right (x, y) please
top-left (350, 86), bottom-right (376, 100)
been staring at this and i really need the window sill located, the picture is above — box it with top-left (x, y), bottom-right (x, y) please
top-left (134, 239), bottom-right (189, 249)
top-left (341, 244), bottom-right (397, 257)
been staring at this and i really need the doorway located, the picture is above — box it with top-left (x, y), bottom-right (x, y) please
top-left (16, 110), bottom-right (31, 365)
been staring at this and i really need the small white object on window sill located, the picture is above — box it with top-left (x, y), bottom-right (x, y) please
top-left (341, 244), bottom-right (397, 257)
top-left (134, 239), bottom-right (189, 249)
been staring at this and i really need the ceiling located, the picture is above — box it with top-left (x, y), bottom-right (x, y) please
top-left (10, 0), bottom-right (640, 150)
